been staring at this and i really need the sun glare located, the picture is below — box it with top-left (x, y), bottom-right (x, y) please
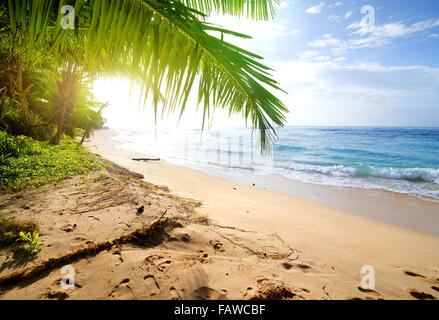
top-left (92, 78), bottom-right (247, 132)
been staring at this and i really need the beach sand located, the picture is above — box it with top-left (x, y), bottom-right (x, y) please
top-left (0, 129), bottom-right (438, 300)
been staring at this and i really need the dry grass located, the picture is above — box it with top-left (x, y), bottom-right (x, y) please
top-left (0, 215), bottom-right (39, 244)
top-left (0, 215), bottom-right (175, 287)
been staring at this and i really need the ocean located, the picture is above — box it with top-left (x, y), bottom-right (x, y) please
top-left (112, 126), bottom-right (439, 202)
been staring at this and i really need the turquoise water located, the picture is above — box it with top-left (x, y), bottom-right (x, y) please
top-left (272, 127), bottom-right (439, 200)
top-left (114, 126), bottom-right (439, 201)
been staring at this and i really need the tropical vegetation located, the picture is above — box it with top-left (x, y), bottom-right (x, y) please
top-left (0, 0), bottom-right (287, 149)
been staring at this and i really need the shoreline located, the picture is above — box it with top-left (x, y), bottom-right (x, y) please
top-left (79, 128), bottom-right (439, 299)
top-left (1, 129), bottom-right (438, 300)
top-left (99, 128), bottom-right (439, 237)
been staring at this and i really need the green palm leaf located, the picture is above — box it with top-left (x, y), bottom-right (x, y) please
top-left (4, 0), bottom-right (288, 150)
top-left (178, 0), bottom-right (281, 20)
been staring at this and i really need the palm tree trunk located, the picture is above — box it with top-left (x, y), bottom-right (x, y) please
top-left (51, 67), bottom-right (76, 145)
top-left (15, 62), bottom-right (41, 140)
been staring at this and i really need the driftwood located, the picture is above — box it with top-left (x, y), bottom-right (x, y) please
top-left (132, 158), bottom-right (160, 162)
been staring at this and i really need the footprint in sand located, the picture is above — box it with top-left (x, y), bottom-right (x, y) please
top-left (110, 279), bottom-right (135, 299)
top-left (144, 255), bottom-right (164, 264)
top-left (144, 275), bottom-right (160, 296)
top-left (112, 251), bottom-right (124, 263)
top-left (404, 270), bottom-right (426, 278)
top-left (46, 290), bottom-right (69, 300)
top-left (60, 224), bottom-right (77, 233)
top-left (157, 260), bottom-right (172, 272)
top-left (357, 286), bottom-right (381, 296)
top-left (197, 251), bottom-right (210, 264)
top-left (209, 240), bottom-right (225, 252)
top-left (194, 287), bottom-right (227, 300)
top-left (297, 264), bottom-right (312, 271)
top-left (281, 262), bottom-right (293, 270)
top-left (409, 290), bottom-right (436, 300)
top-left (170, 287), bottom-right (182, 300)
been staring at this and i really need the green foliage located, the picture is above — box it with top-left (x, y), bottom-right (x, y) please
top-left (2, 231), bottom-right (16, 245)
top-left (0, 95), bottom-right (29, 136)
top-left (179, 0), bottom-right (281, 20)
top-left (0, 131), bottom-right (102, 192)
top-left (0, 213), bottom-right (39, 245)
top-left (16, 231), bottom-right (44, 257)
top-left (2, 0), bottom-right (288, 150)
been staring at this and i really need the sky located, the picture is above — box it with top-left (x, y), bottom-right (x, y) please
top-left (95, 0), bottom-right (439, 130)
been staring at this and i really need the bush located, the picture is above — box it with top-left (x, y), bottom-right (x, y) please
top-left (0, 95), bottom-right (29, 136)
top-left (0, 214), bottom-right (39, 245)
top-left (0, 131), bottom-right (102, 192)
top-left (0, 95), bottom-right (55, 139)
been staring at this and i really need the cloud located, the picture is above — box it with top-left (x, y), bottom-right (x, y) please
top-left (308, 17), bottom-right (439, 54)
top-left (271, 60), bottom-right (439, 126)
top-left (328, 2), bottom-right (342, 8)
top-left (206, 15), bottom-right (301, 52)
top-left (298, 50), bottom-right (331, 61)
top-left (348, 18), bottom-right (439, 37)
top-left (346, 18), bottom-right (439, 48)
top-left (306, 2), bottom-right (325, 15)
top-left (275, 60), bottom-right (439, 90)
top-left (328, 11), bottom-right (352, 23)
top-left (278, 1), bottom-right (289, 9)
top-left (308, 34), bottom-right (345, 49)
top-left (328, 15), bottom-right (343, 23)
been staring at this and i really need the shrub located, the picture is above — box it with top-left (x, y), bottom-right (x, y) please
top-left (0, 131), bottom-right (102, 192)
top-left (0, 214), bottom-right (39, 245)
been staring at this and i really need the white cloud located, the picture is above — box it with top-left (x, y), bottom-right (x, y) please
top-left (278, 1), bottom-right (289, 9)
top-left (308, 17), bottom-right (439, 53)
top-left (206, 15), bottom-right (301, 52)
top-left (328, 10), bottom-right (352, 23)
top-left (306, 2), bottom-right (325, 15)
top-left (430, 33), bottom-right (439, 38)
top-left (346, 18), bottom-right (439, 48)
top-left (298, 50), bottom-right (331, 62)
top-left (271, 60), bottom-right (439, 126)
top-left (348, 18), bottom-right (439, 37)
top-left (299, 50), bottom-right (321, 59)
top-left (328, 2), bottom-right (342, 8)
top-left (308, 34), bottom-right (344, 48)
top-left (328, 15), bottom-right (343, 23)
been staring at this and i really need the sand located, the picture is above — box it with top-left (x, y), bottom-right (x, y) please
top-left (0, 128), bottom-right (438, 300)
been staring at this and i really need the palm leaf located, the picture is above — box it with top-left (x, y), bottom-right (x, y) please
top-left (4, 0), bottom-right (288, 150)
top-left (178, 0), bottom-right (281, 20)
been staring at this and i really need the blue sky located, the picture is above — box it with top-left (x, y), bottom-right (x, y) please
top-left (206, 0), bottom-right (439, 127)
top-left (97, 1), bottom-right (439, 129)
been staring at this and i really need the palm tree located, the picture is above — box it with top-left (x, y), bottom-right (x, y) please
top-left (1, 0), bottom-right (288, 149)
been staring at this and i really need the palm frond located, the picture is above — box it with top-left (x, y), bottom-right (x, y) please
top-left (178, 0), bottom-right (281, 20)
top-left (82, 0), bottom-right (288, 149)
top-left (4, 0), bottom-right (288, 150)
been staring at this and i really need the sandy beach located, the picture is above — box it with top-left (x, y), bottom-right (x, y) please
top-left (82, 129), bottom-right (439, 299)
top-left (0, 128), bottom-right (438, 300)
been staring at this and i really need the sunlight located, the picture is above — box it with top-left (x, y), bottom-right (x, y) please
top-left (92, 78), bottom-right (248, 132)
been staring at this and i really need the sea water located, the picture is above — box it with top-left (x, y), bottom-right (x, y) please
top-left (113, 126), bottom-right (439, 202)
